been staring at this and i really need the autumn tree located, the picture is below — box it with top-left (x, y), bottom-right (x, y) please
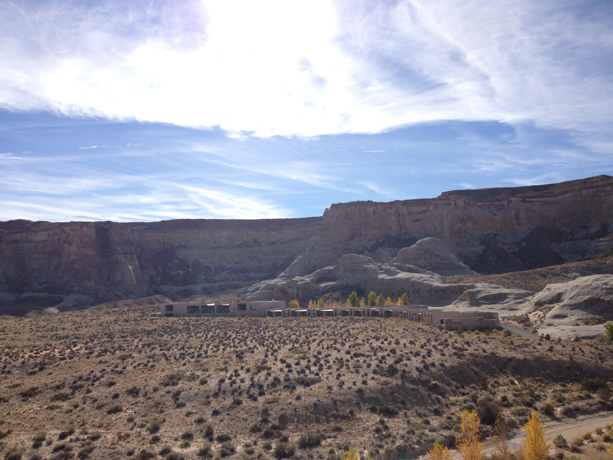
top-left (360, 297), bottom-right (366, 307)
top-left (307, 300), bottom-right (315, 309)
top-left (376, 293), bottom-right (385, 306)
top-left (317, 298), bottom-right (325, 309)
top-left (396, 297), bottom-right (403, 305)
top-left (401, 293), bottom-right (409, 305)
top-left (368, 291), bottom-right (377, 306)
top-left (494, 416), bottom-right (511, 460)
top-left (457, 410), bottom-right (484, 460)
top-left (521, 411), bottom-right (548, 460)
top-left (427, 442), bottom-right (451, 460)
top-left (385, 296), bottom-right (393, 305)
top-left (348, 291), bottom-right (360, 308)
top-left (288, 300), bottom-right (299, 309)
top-left (341, 445), bottom-right (362, 460)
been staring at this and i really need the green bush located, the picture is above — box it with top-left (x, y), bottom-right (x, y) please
top-left (543, 403), bottom-right (555, 416)
top-left (298, 432), bottom-right (323, 448)
top-left (378, 405), bottom-right (399, 417)
top-left (274, 442), bottom-right (296, 459)
top-left (553, 434), bottom-right (568, 448)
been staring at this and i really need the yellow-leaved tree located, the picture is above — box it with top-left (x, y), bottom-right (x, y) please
top-left (396, 297), bottom-right (403, 305)
top-left (341, 445), bottom-right (367, 460)
top-left (427, 442), bottom-right (451, 460)
top-left (385, 296), bottom-right (393, 305)
top-left (368, 291), bottom-right (377, 306)
top-left (307, 300), bottom-right (315, 309)
top-left (360, 297), bottom-right (366, 307)
top-left (521, 411), bottom-right (548, 460)
top-left (457, 410), bottom-right (484, 460)
top-left (317, 298), bottom-right (325, 309)
top-left (288, 300), bottom-right (299, 309)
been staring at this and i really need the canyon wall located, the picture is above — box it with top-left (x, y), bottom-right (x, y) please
top-left (0, 217), bottom-right (321, 314)
top-left (1, 175), bottom-right (612, 314)
top-left (313, 175), bottom-right (613, 273)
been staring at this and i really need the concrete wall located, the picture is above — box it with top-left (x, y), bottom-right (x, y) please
top-left (161, 300), bottom-right (287, 317)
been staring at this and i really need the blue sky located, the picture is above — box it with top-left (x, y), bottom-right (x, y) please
top-left (1, 0), bottom-right (612, 221)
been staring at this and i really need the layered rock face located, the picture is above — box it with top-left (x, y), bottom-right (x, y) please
top-left (312, 175), bottom-right (613, 273)
top-left (1, 175), bottom-right (612, 314)
top-left (0, 218), bottom-right (321, 314)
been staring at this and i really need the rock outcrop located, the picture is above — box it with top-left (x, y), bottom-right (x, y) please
top-left (391, 237), bottom-right (477, 276)
top-left (236, 253), bottom-right (530, 309)
top-left (1, 175), bottom-right (612, 314)
top-left (533, 274), bottom-right (613, 338)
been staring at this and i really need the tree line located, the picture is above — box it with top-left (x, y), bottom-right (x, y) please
top-left (287, 291), bottom-right (410, 309)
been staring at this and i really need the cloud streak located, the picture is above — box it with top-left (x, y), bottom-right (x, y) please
top-left (0, 0), bottom-right (611, 149)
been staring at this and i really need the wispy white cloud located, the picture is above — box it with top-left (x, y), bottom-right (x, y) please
top-left (78, 145), bottom-right (104, 150)
top-left (0, 0), bottom-right (610, 149)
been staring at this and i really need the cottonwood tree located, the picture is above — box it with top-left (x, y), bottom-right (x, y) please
top-left (401, 293), bottom-right (409, 305)
top-left (427, 442), bottom-right (451, 460)
top-left (368, 291), bottom-right (377, 306)
top-left (385, 296), bottom-right (393, 305)
top-left (376, 293), bottom-right (385, 306)
top-left (307, 300), bottom-right (315, 309)
top-left (521, 411), bottom-right (548, 460)
top-left (317, 298), bottom-right (325, 309)
top-left (457, 410), bottom-right (483, 460)
top-left (288, 300), bottom-right (299, 309)
top-left (348, 291), bottom-right (359, 308)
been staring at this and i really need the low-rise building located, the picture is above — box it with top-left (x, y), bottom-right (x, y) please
top-left (160, 302), bottom-right (499, 330)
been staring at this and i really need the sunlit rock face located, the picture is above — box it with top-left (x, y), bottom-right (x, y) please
top-left (312, 175), bottom-right (613, 274)
top-left (1, 175), bottom-right (612, 314)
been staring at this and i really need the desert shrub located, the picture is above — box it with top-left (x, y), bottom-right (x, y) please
top-left (542, 403), bottom-right (555, 416)
top-left (58, 426), bottom-right (75, 440)
top-left (220, 441), bottom-right (235, 457)
top-left (602, 433), bottom-right (613, 442)
top-left (298, 432), bottom-right (323, 448)
top-left (274, 442), bottom-right (296, 459)
top-left (477, 396), bottom-right (501, 425)
top-left (4, 447), bottom-right (24, 460)
top-left (582, 432), bottom-right (593, 442)
top-left (181, 432), bottom-right (194, 441)
top-left (194, 416), bottom-right (205, 425)
top-left (553, 435), bottom-right (568, 448)
top-left (196, 442), bottom-right (212, 458)
top-left (250, 423), bottom-right (263, 433)
top-left (159, 446), bottom-right (172, 456)
top-left (598, 387), bottom-right (611, 401)
top-left (107, 404), bottom-right (122, 414)
top-left (216, 434), bottom-right (232, 443)
top-left (211, 409), bottom-right (220, 416)
top-left (571, 436), bottom-right (584, 447)
top-left (581, 378), bottom-right (607, 393)
top-left (148, 421), bottom-right (161, 434)
top-left (199, 378), bottom-right (208, 385)
top-left (51, 392), bottom-right (72, 402)
top-left (126, 387), bottom-right (140, 397)
top-left (167, 453), bottom-right (185, 460)
top-left (19, 387), bottom-right (39, 398)
top-left (378, 405), bottom-right (399, 417)
top-left (32, 432), bottom-right (46, 449)
top-left (137, 451), bottom-right (155, 460)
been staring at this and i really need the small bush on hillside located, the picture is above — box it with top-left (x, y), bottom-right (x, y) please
top-left (543, 403), bottom-right (555, 416)
top-left (298, 432), bottom-right (323, 448)
top-left (274, 442), bottom-right (296, 459)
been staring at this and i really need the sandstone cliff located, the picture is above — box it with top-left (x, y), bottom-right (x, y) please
top-left (311, 175), bottom-right (613, 274)
top-left (0, 217), bottom-right (321, 314)
top-left (1, 175), bottom-right (612, 314)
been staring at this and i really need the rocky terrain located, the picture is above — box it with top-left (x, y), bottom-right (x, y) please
top-left (1, 175), bottom-right (612, 325)
top-left (0, 300), bottom-right (612, 460)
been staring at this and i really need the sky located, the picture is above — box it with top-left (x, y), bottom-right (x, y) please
top-left (1, 0), bottom-right (612, 222)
